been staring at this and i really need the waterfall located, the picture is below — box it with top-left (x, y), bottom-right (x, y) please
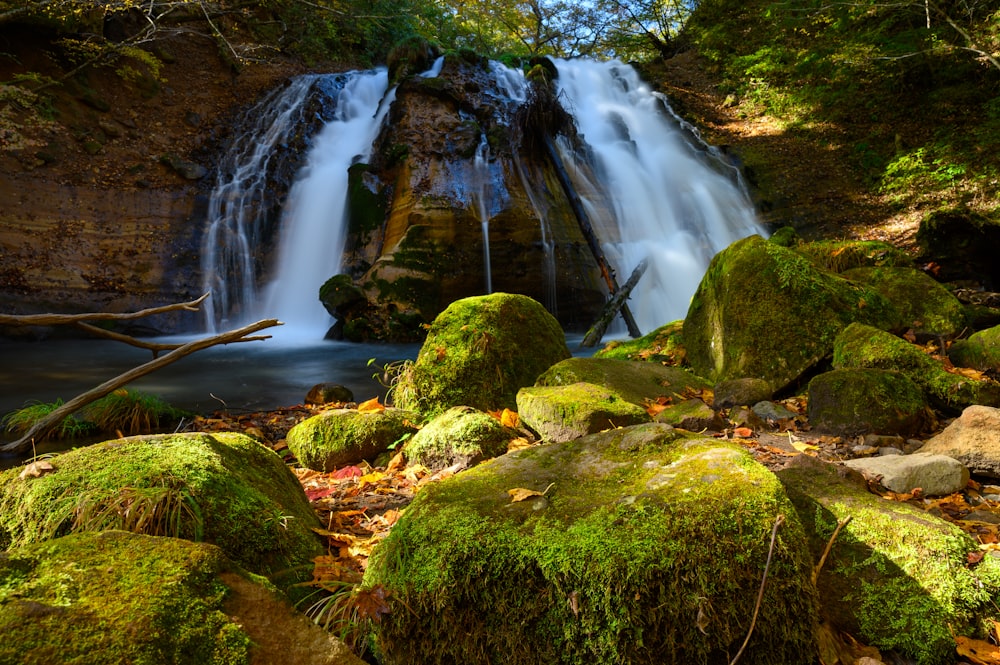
top-left (256, 69), bottom-right (392, 340)
top-left (472, 135), bottom-right (494, 294)
top-left (552, 58), bottom-right (764, 334)
top-left (200, 75), bottom-right (320, 331)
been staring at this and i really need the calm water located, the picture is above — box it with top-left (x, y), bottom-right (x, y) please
top-left (0, 336), bottom-right (419, 463)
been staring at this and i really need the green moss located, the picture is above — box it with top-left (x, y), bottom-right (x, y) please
top-left (595, 320), bottom-right (686, 365)
top-left (386, 35), bottom-right (440, 84)
top-left (842, 266), bottom-right (967, 336)
top-left (346, 163), bottom-right (387, 237)
top-left (807, 368), bottom-right (928, 436)
top-left (949, 324), bottom-right (1000, 370)
top-left (0, 530), bottom-right (252, 665)
top-left (833, 322), bottom-right (1000, 410)
top-left (402, 406), bottom-right (514, 470)
top-left (0, 433), bottom-right (322, 595)
top-left (794, 239), bottom-right (913, 273)
top-left (684, 235), bottom-right (897, 388)
top-left (285, 408), bottom-right (418, 472)
top-left (392, 293), bottom-right (570, 418)
top-left (779, 458), bottom-right (1000, 665)
top-left (365, 426), bottom-right (818, 664)
top-left (319, 273), bottom-right (365, 317)
top-left (516, 382), bottom-right (651, 442)
top-left (534, 357), bottom-right (711, 408)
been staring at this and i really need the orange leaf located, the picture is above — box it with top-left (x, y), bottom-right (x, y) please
top-left (508, 483), bottom-right (554, 502)
top-left (955, 635), bottom-right (1000, 665)
top-left (357, 397), bottom-right (385, 413)
top-left (732, 427), bottom-right (753, 438)
top-left (500, 408), bottom-right (520, 428)
top-left (354, 585), bottom-right (392, 622)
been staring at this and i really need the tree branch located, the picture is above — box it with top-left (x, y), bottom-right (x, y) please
top-left (0, 293), bottom-right (209, 327)
top-left (0, 318), bottom-right (282, 454)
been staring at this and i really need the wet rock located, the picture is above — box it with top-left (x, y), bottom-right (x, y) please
top-left (304, 383), bottom-right (354, 405)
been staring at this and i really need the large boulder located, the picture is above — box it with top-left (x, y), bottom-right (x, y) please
top-left (806, 368), bottom-right (928, 436)
top-left (402, 405), bottom-right (517, 471)
top-left (392, 293), bottom-right (570, 418)
top-left (594, 320), bottom-right (687, 365)
top-left (919, 404), bottom-right (1000, 477)
top-left (533, 356), bottom-right (711, 408)
top-left (0, 530), bottom-right (364, 665)
top-left (841, 266), bottom-right (967, 339)
top-left (683, 235), bottom-right (896, 392)
top-left (363, 423), bottom-right (819, 665)
top-left (949, 324), bottom-right (1000, 371)
top-left (833, 322), bottom-right (1000, 411)
top-left (778, 455), bottom-right (1000, 665)
top-left (0, 432), bottom-right (323, 595)
top-left (285, 407), bottom-right (418, 472)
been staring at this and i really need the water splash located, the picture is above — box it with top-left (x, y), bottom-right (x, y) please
top-left (552, 58), bottom-right (764, 334)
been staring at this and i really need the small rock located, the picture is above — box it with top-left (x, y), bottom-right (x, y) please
top-left (304, 383), bottom-right (354, 405)
top-left (713, 377), bottom-right (772, 409)
top-left (752, 400), bottom-right (796, 422)
top-left (878, 447), bottom-right (903, 456)
top-left (966, 509), bottom-right (1000, 525)
top-left (864, 434), bottom-right (905, 450)
top-left (843, 453), bottom-right (970, 496)
top-left (920, 405), bottom-right (1000, 477)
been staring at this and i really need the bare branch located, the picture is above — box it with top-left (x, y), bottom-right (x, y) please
top-left (0, 293), bottom-right (209, 327)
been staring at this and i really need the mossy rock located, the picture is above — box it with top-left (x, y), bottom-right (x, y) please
top-left (0, 530), bottom-right (364, 665)
top-left (595, 320), bottom-right (686, 365)
top-left (364, 424), bottom-right (819, 665)
top-left (916, 206), bottom-right (1000, 286)
top-left (653, 398), bottom-right (728, 431)
top-left (285, 408), bottom-right (418, 472)
top-left (534, 356), bottom-right (711, 408)
top-left (319, 274), bottom-right (365, 317)
top-left (833, 322), bottom-right (1000, 411)
top-left (778, 455), bottom-right (1000, 665)
top-left (842, 266), bottom-right (966, 338)
top-left (386, 35), bottom-right (440, 83)
top-left (949, 324), bottom-right (1000, 371)
top-left (392, 293), bottom-right (570, 418)
top-left (806, 368), bottom-right (929, 436)
top-left (0, 433), bottom-right (322, 595)
top-left (684, 235), bottom-right (897, 391)
top-left (516, 382), bottom-right (651, 442)
top-left (403, 406), bottom-right (517, 471)
top-left (794, 239), bottom-right (913, 273)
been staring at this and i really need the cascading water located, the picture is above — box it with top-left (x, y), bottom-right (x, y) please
top-left (552, 58), bottom-right (764, 334)
top-left (256, 69), bottom-right (392, 340)
top-left (472, 135), bottom-right (494, 294)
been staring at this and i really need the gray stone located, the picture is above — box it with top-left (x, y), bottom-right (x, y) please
top-left (713, 377), bottom-right (772, 409)
top-left (843, 453), bottom-right (970, 496)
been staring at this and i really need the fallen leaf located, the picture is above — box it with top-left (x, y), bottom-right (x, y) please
top-left (507, 436), bottom-right (533, 452)
top-left (304, 486), bottom-right (338, 502)
top-left (358, 470), bottom-right (385, 486)
top-left (385, 450), bottom-right (406, 474)
top-left (357, 397), bottom-right (385, 413)
top-left (732, 427), bottom-right (753, 438)
top-left (332, 466), bottom-right (364, 480)
top-left (354, 585), bottom-right (391, 622)
top-left (955, 635), bottom-right (1000, 665)
top-left (646, 402), bottom-right (669, 417)
top-left (508, 483), bottom-right (554, 502)
top-left (791, 440), bottom-right (819, 453)
top-left (499, 408), bottom-right (519, 428)
top-left (19, 460), bottom-right (55, 480)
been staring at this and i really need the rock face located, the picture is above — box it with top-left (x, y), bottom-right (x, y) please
top-left (327, 53), bottom-right (608, 340)
top-left (920, 405), bottom-right (1000, 477)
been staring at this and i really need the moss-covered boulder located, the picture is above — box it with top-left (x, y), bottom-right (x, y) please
top-left (0, 530), bottom-right (364, 665)
top-left (534, 357), bottom-right (711, 408)
top-left (595, 320), bottom-right (686, 365)
top-left (516, 382), bottom-right (651, 442)
top-left (842, 266), bottom-right (967, 338)
top-left (403, 406), bottom-right (517, 471)
top-left (833, 322), bottom-right (1000, 411)
top-left (653, 398), bottom-right (728, 431)
top-left (949, 324), bottom-right (1000, 371)
top-left (392, 293), bottom-right (570, 418)
top-left (794, 239), bottom-right (914, 273)
top-left (0, 433), bottom-right (322, 594)
top-left (684, 235), bottom-right (896, 392)
top-left (285, 407), bottom-right (418, 472)
top-left (807, 368), bottom-right (929, 436)
top-left (363, 424), bottom-right (819, 665)
top-left (778, 455), bottom-right (1000, 665)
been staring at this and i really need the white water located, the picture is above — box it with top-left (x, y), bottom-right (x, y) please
top-left (553, 58), bottom-right (764, 334)
top-left (200, 76), bottom-right (320, 331)
top-left (254, 69), bottom-right (393, 341)
top-left (472, 136), bottom-right (494, 294)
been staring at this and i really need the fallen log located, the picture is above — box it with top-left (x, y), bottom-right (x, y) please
top-left (1, 318), bottom-right (282, 454)
top-left (540, 133), bottom-right (642, 339)
top-left (581, 258), bottom-right (649, 348)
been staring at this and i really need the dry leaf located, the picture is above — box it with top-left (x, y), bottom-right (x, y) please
top-left (385, 450), bottom-right (406, 474)
top-left (357, 397), bottom-right (385, 413)
top-left (732, 426), bottom-right (753, 438)
top-left (19, 460), bottom-right (55, 480)
top-left (508, 483), bottom-right (554, 502)
top-left (354, 585), bottom-right (392, 622)
top-left (500, 408), bottom-right (520, 428)
top-left (955, 635), bottom-right (1000, 665)
top-left (791, 440), bottom-right (819, 453)
top-left (507, 437), bottom-right (533, 452)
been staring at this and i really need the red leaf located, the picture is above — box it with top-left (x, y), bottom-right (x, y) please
top-left (304, 487), bottom-right (337, 501)
top-left (332, 465), bottom-right (364, 479)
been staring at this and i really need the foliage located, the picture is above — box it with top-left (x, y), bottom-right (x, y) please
top-left (82, 388), bottom-right (186, 435)
top-left (1, 399), bottom-right (97, 440)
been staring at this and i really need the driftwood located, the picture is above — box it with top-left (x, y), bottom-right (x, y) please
top-left (0, 318), bottom-right (282, 454)
top-left (580, 258), bottom-right (649, 348)
top-left (541, 133), bottom-right (642, 339)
